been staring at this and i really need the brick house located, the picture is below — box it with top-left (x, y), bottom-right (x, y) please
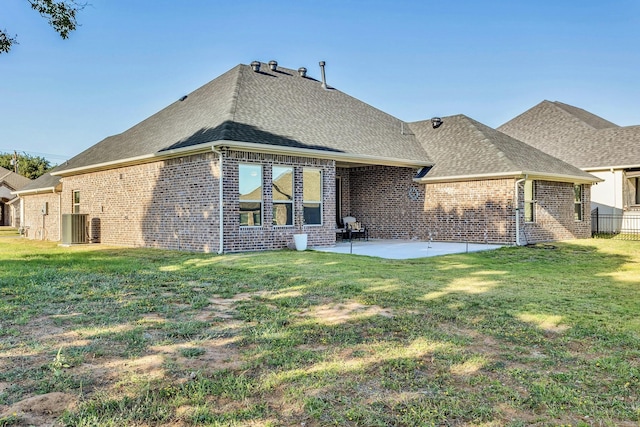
top-left (15, 62), bottom-right (598, 252)
top-left (0, 166), bottom-right (31, 228)
top-left (499, 101), bottom-right (640, 235)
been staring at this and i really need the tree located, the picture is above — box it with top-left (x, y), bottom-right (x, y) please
top-left (1, 0), bottom-right (85, 54)
top-left (0, 152), bottom-right (52, 179)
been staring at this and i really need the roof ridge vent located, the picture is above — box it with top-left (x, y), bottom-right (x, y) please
top-left (250, 61), bottom-right (261, 72)
top-left (268, 60), bottom-right (278, 71)
top-left (298, 67), bottom-right (307, 77)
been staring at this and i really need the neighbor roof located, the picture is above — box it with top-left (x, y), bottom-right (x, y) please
top-left (12, 168), bottom-right (61, 196)
top-left (0, 166), bottom-right (31, 191)
top-left (498, 100), bottom-right (640, 169)
top-left (53, 62), bottom-right (433, 176)
top-left (410, 114), bottom-right (598, 183)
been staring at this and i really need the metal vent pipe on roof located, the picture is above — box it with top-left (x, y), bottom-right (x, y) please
top-left (268, 60), bottom-right (278, 71)
top-left (319, 61), bottom-right (327, 89)
top-left (431, 117), bottom-right (443, 128)
top-left (298, 67), bottom-right (307, 77)
top-left (250, 61), bottom-right (261, 72)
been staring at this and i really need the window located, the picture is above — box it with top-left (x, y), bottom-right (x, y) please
top-left (636, 177), bottom-right (640, 205)
top-left (272, 166), bottom-right (293, 226)
top-left (524, 180), bottom-right (535, 222)
top-left (303, 168), bottom-right (322, 225)
top-left (574, 184), bottom-right (583, 221)
top-left (239, 164), bottom-right (262, 226)
top-left (73, 191), bottom-right (80, 214)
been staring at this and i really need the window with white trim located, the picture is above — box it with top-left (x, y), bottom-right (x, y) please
top-left (73, 190), bottom-right (81, 214)
top-left (574, 184), bottom-right (583, 221)
top-left (272, 166), bottom-right (293, 226)
top-left (303, 168), bottom-right (322, 225)
top-left (239, 164), bottom-right (263, 226)
top-left (524, 180), bottom-right (535, 222)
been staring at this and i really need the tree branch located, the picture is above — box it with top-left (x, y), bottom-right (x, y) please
top-left (0, 30), bottom-right (18, 54)
top-left (1, 1), bottom-right (86, 54)
top-left (27, 0), bottom-right (86, 39)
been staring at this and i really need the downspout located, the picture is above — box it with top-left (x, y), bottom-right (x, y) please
top-left (611, 168), bottom-right (616, 212)
top-left (514, 176), bottom-right (527, 246)
top-left (58, 190), bottom-right (62, 242)
top-left (212, 147), bottom-right (224, 254)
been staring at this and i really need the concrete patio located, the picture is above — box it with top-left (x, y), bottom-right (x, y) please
top-left (311, 239), bottom-right (504, 259)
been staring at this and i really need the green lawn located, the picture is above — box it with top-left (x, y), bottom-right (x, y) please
top-left (0, 238), bottom-right (638, 426)
top-left (0, 227), bottom-right (18, 237)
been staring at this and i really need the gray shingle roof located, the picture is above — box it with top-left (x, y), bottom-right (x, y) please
top-left (410, 114), bottom-right (597, 182)
top-left (498, 100), bottom-right (640, 169)
top-left (551, 101), bottom-right (618, 130)
top-left (12, 168), bottom-right (61, 195)
top-left (0, 166), bottom-right (31, 191)
top-left (56, 63), bottom-right (432, 174)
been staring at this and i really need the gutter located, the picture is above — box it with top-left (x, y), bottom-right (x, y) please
top-left (583, 163), bottom-right (640, 172)
top-left (213, 140), bottom-right (433, 168)
top-left (212, 147), bottom-right (225, 254)
top-left (51, 140), bottom-right (433, 178)
top-left (51, 144), bottom-right (213, 177)
top-left (12, 186), bottom-right (60, 196)
top-left (416, 170), bottom-right (601, 185)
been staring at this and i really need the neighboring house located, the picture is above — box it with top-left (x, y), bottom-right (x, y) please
top-left (14, 62), bottom-right (598, 252)
top-left (499, 100), bottom-right (640, 235)
top-left (0, 166), bottom-right (31, 227)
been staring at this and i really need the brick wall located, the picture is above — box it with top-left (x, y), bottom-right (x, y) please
top-left (336, 167), bottom-right (351, 225)
top-left (25, 150), bottom-right (336, 253)
top-left (61, 152), bottom-right (220, 251)
top-left (222, 150), bottom-right (336, 252)
top-left (519, 180), bottom-right (591, 243)
top-left (20, 154), bottom-right (591, 250)
top-left (422, 179), bottom-right (516, 243)
top-left (7, 200), bottom-right (20, 228)
top-left (344, 166), bottom-right (426, 239)
top-left (342, 168), bottom-right (591, 244)
top-left (22, 193), bottom-right (61, 241)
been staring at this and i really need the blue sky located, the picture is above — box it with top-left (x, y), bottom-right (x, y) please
top-left (1, 0), bottom-right (639, 165)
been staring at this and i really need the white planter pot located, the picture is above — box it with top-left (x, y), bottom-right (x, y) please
top-left (293, 233), bottom-right (308, 251)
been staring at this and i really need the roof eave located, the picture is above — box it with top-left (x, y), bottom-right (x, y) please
top-left (583, 164), bottom-right (640, 172)
top-left (214, 140), bottom-right (433, 168)
top-left (51, 143), bottom-right (215, 177)
top-left (415, 170), bottom-right (602, 184)
top-left (13, 185), bottom-right (61, 196)
top-left (522, 171), bottom-right (603, 184)
top-left (52, 139), bottom-right (433, 177)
